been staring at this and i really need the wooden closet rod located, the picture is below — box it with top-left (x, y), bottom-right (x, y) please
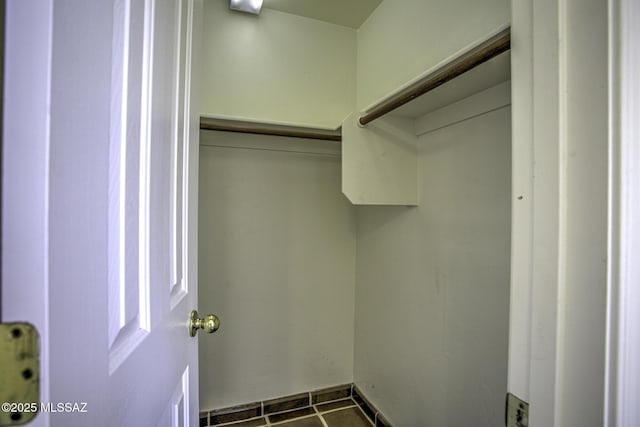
top-left (358, 28), bottom-right (511, 126)
top-left (200, 117), bottom-right (342, 142)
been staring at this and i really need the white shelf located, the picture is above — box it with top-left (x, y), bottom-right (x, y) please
top-left (342, 36), bottom-right (511, 206)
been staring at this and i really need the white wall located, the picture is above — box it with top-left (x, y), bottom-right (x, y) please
top-left (354, 106), bottom-right (511, 426)
top-left (198, 0), bottom-right (513, 421)
top-left (201, 0), bottom-right (356, 128)
top-left (356, 0), bottom-right (510, 110)
top-left (198, 130), bottom-right (356, 410)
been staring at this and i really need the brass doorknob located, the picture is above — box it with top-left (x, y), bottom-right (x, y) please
top-left (189, 310), bottom-right (220, 337)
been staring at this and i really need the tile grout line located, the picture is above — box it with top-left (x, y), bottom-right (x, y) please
top-left (211, 415), bottom-right (269, 427)
top-left (352, 386), bottom-right (378, 427)
top-left (328, 404), bottom-right (359, 411)
top-left (354, 402), bottom-right (376, 427)
top-left (312, 404), bottom-right (329, 427)
top-left (263, 401), bottom-right (271, 427)
top-left (318, 413), bottom-right (330, 427)
top-left (270, 414), bottom-right (318, 427)
top-left (207, 384), bottom-right (371, 427)
top-left (316, 403), bottom-right (358, 416)
top-left (211, 401), bottom-right (368, 427)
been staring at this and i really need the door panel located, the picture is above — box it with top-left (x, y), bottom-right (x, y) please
top-left (2, 0), bottom-right (202, 425)
top-left (169, 0), bottom-right (190, 308)
top-left (108, 0), bottom-right (149, 372)
top-left (106, 0), bottom-right (201, 424)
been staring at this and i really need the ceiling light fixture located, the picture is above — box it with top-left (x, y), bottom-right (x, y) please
top-left (229, 0), bottom-right (263, 15)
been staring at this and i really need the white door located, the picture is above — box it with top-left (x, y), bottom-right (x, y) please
top-left (2, 0), bottom-right (205, 426)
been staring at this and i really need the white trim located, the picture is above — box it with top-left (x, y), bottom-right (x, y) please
top-left (108, 0), bottom-right (131, 350)
top-left (181, 0), bottom-right (195, 299)
top-left (508, 0), bottom-right (534, 401)
top-left (108, 325), bottom-right (148, 374)
top-left (169, 0), bottom-right (182, 294)
top-left (554, 2), bottom-right (569, 425)
top-left (2, 2), bottom-right (53, 425)
top-left (138, 0), bottom-right (155, 332)
top-left (169, 367), bottom-right (190, 427)
top-left (605, 1), bottom-right (620, 424)
top-left (606, 0), bottom-right (640, 424)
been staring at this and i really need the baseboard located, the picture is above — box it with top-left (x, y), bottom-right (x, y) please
top-left (199, 383), bottom-right (392, 427)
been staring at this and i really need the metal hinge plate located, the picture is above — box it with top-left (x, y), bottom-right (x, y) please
top-left (0, 323), bottom-right (40, 426)
top-left (505, 392), bottom-right (529, 427)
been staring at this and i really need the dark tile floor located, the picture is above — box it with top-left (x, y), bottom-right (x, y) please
top-left (211, 398), bottom-right (373, 427)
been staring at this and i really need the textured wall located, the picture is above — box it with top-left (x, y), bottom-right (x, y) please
top-left (201, 0), bottom-right (356, 128)
top-left (356, 0), bottom-right (510, 110)
top-left (354, 107), bottom-right (511, 426)
top-left (198, 131), bottom-right (356, 410)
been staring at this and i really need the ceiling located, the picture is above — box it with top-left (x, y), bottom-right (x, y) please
top-left (262, 0), bottom-right (383, 29)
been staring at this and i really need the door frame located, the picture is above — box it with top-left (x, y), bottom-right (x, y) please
top-left (508, 0), bottom-right (640, 425)
top-left (604, 0), bottom-right (640, 424)
top-left (2, 2), bottom-right (54, 425)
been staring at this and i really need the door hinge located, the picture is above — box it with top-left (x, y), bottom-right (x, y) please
top-left (0, 323), bottom-right (40, 426)
top-left (505, 392), bottom-right (529, 427)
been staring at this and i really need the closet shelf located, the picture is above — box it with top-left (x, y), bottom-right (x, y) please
top-left (358, 27), bottom-right (510, 125)
top-left (200, 116), bottom-right (342, 142)
top-left (342, 27), bottom-right (511, 206)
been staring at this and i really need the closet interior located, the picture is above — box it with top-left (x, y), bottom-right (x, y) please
top-left (198, 1), bottom-right (512, 426)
